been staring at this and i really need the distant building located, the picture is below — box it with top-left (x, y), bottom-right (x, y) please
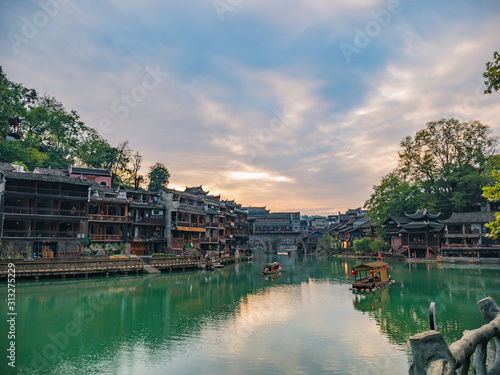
top-left (441, 211), bottom-right (500, 258)
top-left (67, 165), bottom-right (112, 186)
top-left (246, 207), bottom-right (301, 234)
top-left (125, 188), bottom-right (165, 255)
top-left (0, 169), bottom-right (93, 257)
top-left (382, 209), bottom-right (442, 258)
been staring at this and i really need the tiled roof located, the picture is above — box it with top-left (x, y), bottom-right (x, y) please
top-left (441, 212), bottom-right (496, 224)
top-left (70, 166), bottom-right (111, 177)
top-left (33, 167), bottom-right (66, 176)
top-left (89, 196), bottom-right (129, 204)
top-left (383, 215), bottom-right (412, 225)
top-left (2, 170), bottom-right (94, 186)
top-left (0, 162), bottom-right (16, 172)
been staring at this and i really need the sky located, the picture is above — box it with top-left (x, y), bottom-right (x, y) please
top-left (1, 0), bottom-right (499, 215)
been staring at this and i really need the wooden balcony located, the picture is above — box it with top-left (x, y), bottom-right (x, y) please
top-left (4, 206), bottom-right (86, 217)
top-left (441, 243), bottom-right (500, 248)
top-left (90, 234), bottom-right (122, 241)
top-left (127, 217), bottom-right (164, 225)
top-left (174, 222), bottom-right (206, 232)
top-left (89, 214), bottom-right (126, 222)
top-left (170, 238), bottom-right (201, 249)
top-left (6, 186), bottom-right (88, 198)
top-left (200, 237), bottom-right (219, 244)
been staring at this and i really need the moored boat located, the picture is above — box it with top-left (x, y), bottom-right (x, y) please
top-left (351, 261), bottom-right (394, 292)
top-left (207, 262), bottom-right (224, 270)
top-left (262, 262), bottom-right (283, 275)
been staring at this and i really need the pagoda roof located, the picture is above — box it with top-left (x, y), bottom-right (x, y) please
top-left (405, 209), bottom-right (440, 220)
top-left (400, 221), bottom-right (443, 232)
top-left (184, 185), bottom-right (208, 195)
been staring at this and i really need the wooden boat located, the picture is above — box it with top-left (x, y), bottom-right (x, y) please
top-left (351, 261), bottom-right (394, 292)
top-left (207, 262), bottom-right (224, 270)
top-left (262, 262), bottom-right (283, 275)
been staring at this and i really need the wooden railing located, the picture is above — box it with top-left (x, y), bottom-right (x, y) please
top-left (89, 214), bottom-right (126, 222)
top-left (409, 297), bottom-right (500, 374)
top-left (127, 217), bottom-right (164, 225)
top-left (441, 243), bottom-right (500, 248)
top-left (4, 206), bottom-right (86, 216)
top-left (90, 234), bottom-right (122, 241)
top-left (200, 237), bottom-right (218, 244)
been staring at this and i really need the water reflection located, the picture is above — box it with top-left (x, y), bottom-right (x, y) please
top-left (353, 288), bottom-right (391, 313)
top-left (1, 255), bottom-right (499, 374)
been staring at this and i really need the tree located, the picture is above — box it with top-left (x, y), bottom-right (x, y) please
top-left (369, 238), bottom-right (387, 253)
top-left (353, 238), bottom-right (372, 254)
top-left (147, 163), bottom-right (170, 191)
top-left (482, 170), bottom-right (500, 238)
top-left (318, 233), bottom-right (333, 254)
top-left (130, 151), bottom-right (144, 190)
top-left (0, 66), bottom-right (37, 137)
top-left (484, 51), bottom-right (500, 94)
top-left (364, 172), bottom-right (421, 231)
top-left (366, 118), bottom-right (498, 227)
top-left (482, 52), bottom-right (500, 236)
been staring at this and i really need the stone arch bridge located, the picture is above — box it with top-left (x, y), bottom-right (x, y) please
top-left (249, 233), bottom-right (308, 253)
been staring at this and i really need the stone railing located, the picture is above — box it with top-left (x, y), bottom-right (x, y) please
top-left (409, 297), bottom-right (500, 374)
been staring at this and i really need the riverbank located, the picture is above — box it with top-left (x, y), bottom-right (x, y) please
top-left (333, 252), bottom-right (500, 264)
top-left (0, 255), bottom-right (239, 280)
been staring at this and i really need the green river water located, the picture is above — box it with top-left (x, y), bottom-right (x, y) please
top-left (1, 254), bottom-right (500, 375)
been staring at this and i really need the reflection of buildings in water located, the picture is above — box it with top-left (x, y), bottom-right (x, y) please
top-left (353, 287), bottom-right (391, 313)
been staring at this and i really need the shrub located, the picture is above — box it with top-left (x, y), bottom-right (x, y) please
top-left (353, 237), bottom-right (372, 254)
top-left (370, 239), bottom-right (387, 253)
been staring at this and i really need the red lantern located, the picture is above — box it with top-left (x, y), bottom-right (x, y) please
top-left (352, 271), bottom-right (355, 276)
top-left (387, 266), bottom-right (390, 270)
top-left (370, 270), bottom-right (374, 275)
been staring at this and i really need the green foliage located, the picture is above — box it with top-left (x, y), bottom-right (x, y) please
top-left (484, 51), bottom-right (500, 94)
top-left (364, 172), bottom-right (420, 233)
top-left (147, 162), bottom-right (170, 191)
top-left (369, 239), bottom-right (387, 253)
top-left (482, 170), bottom-right (500, 239)
top-left (366, 118), bottom-right (498, 227)
top-left (353, 237), bottom-right (372, 254)
top-left (0, 136), bottom-right (49, 170)
top-left (318, 233), bottom-right (333, 253)
top-left (0, 67), bottom-right (36, 137)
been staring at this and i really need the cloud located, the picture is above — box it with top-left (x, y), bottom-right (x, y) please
top-left (0, 0), bottom-right (499, 215)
